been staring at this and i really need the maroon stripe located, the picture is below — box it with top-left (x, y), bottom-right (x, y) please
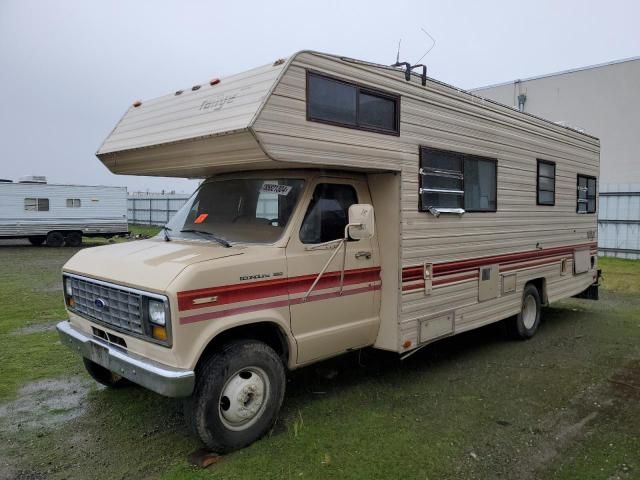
top-left (402, 242), bottom-right (596, 282)
top-left (180, 284), bottom-right (381, 325)
top-left (403, 255), bottom-right (573, 292)
top-left (178, 266), bottom-right (381, 311)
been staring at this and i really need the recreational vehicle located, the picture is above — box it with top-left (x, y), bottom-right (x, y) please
top-left (57, 51), bottom-right (600, 452)
top-left (0, 177), bottom-right (128, 246)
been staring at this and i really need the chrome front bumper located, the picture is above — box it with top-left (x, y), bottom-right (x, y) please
top-left (56, 321), bottom-right (195, 397)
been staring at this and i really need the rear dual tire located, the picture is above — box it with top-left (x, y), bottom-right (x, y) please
top-left (184, 340), bottom-right (286, 453)
top-left (507, 283), bottom-right (542, 339)
top-left (40, 231), bottom-right (82, 247)
top-left (65, 232), bottom-right (83, 247)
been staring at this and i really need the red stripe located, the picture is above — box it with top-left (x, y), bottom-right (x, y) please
top-left (500, 255), bottom-right (569, 273)
top-left (180, 284), bottom-right (381, 325)
top-left (402, 255), bottom-right (576, 292)
top-left (402, 242), bottom-right (596, 282)
top-left (177, 266), bottom-right (381, 311)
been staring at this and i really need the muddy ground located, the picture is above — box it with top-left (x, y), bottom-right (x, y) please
top-left (0, 241), bottom-right (638, 480)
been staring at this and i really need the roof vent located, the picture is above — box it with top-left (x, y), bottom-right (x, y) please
top-left (18, 175), bottom-right (47, 184)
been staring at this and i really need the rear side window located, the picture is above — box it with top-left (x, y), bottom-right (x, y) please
top-left (577, 175), bottom-right (597, 213)
top-left (537, 160), bottom-right (556, 206)
top-left (25, 198), bottom-right (49, 211)
top-left (307, 72), bottom-right (399, 135)
top-left (300, 183), bottom-right (358, 244)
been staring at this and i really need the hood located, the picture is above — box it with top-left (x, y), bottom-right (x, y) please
top-left (63, 239), bottom-right (243, 292)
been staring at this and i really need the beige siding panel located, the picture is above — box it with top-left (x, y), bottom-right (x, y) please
top-left (99, 132), bottom-right (273, 177)
top-left (251, 51), bottom-right (598, 353)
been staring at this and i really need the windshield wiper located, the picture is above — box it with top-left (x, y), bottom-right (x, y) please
top-left (180, 229), bottom-right (231, 248)
top-left (161, 226), bottom-right (172, 242)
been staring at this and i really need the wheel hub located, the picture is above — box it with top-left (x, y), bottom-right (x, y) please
top-left (219, 367), bottom-right (269, 431)
top-left (522, 294), bottom-right (537, 329)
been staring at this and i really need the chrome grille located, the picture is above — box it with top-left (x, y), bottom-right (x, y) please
top-left (69, 276), bottom-right (144, 335)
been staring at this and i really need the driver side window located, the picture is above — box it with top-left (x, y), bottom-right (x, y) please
top-left (300, 183), bottom-right (358, 244)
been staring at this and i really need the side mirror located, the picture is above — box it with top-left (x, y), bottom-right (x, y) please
top-left (347, 204), bottom-right (375, 240)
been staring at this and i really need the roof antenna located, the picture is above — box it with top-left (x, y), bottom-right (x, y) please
top-left (395, 38), bottom-right (402, 64)
top-left (415, 27), bottom-right (436, 65)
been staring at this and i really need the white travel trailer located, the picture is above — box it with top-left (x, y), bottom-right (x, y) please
top-left (0, 177), bottom-right (128, 246)
top-left (58, 51), bottom-right (600, 452)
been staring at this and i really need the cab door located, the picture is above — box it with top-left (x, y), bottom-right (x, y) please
top-left (286, 177), bottom-right (381, 364)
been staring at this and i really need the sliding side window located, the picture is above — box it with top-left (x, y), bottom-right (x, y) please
top-left (537, 160), bottom-right (556, 206)
top-left (24, 198), bottom-right (49, 211)
top-left (419, 147), bottom-right (497, 213)
top-left (577, 175), bottom-right (597, 213)
top-left (307, 72), bottom-right (399, 135)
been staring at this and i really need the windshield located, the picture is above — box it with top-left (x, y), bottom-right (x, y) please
top-left (163, 178), bottom-right (305, 244)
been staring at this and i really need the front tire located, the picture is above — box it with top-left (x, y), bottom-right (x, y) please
top-left (83, 358), bottom-right (131, 388)
top-left (185, 340), bottom-right (286, 453)
top-left (507, 283), bottom-right (542, 339)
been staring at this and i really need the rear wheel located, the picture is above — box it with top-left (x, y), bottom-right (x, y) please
top-left (45, 231), bottom-right (64, 247)
top-left (507, 283), bottom-right (542, 339)
top-left (65, 232), bottom-right (83, 247)
top-left (83, 358), bottom-right (131, 388)
top-left (28, 236), bottom-right (45, 246)
top-left (184, 340), bottom-right (286, 453)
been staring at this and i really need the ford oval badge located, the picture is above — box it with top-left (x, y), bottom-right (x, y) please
top-left (95, 298), bottom-right (109, 310)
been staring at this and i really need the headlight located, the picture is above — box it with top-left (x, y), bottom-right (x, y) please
top-left (64, 278), bottom-right (73, 296)
top-left (148, 299), bottom-right (166, 326)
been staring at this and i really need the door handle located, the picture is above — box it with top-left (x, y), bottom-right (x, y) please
top-left (355, 251), bottom-right (371, 260)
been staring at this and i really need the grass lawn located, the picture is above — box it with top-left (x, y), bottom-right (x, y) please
top-left (0, 241), bottom-right (638, 480)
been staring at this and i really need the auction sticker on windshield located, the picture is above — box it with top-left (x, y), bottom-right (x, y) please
top-left (261, 183), bottom-right (292, 195)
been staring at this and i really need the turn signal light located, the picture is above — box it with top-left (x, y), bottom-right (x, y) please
top-left (152, 325), bottom-right (168, 341)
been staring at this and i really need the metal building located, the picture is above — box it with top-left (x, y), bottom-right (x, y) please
top-left (472, 57), bottom-right (640, 258)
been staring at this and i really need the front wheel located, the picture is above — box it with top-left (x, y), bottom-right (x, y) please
top-left (185, 340), bottom-right (286, 453)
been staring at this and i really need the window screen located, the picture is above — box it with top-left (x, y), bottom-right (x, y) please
top-left (24, 198), bottom-right (49, 211)
top-left (300, 183), bottom-right (358, 244)
top-left (307, 72), bottom-right (399, 135)
top-left (577, 175), bottom-right (597, 213)
top-left (66, 198), bottom-right (81, 208)
top-left (537, 160), bottom-right (555, 206)
top-left (419, 147), bottom-right (496, 212)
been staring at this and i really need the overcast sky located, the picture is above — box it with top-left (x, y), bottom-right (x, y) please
top-left (1, 0), bottom-right (639, 193)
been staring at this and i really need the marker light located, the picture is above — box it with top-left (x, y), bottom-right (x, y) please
top-left (152, 325), bottom-right (168, 341)
top-left (209, 78), bottom-right (220, 86)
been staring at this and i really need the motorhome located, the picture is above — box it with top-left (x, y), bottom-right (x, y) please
top-left (57, 51), bottom-right (600, 452)
top-left (0, 177), bottom-right (128, 246)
